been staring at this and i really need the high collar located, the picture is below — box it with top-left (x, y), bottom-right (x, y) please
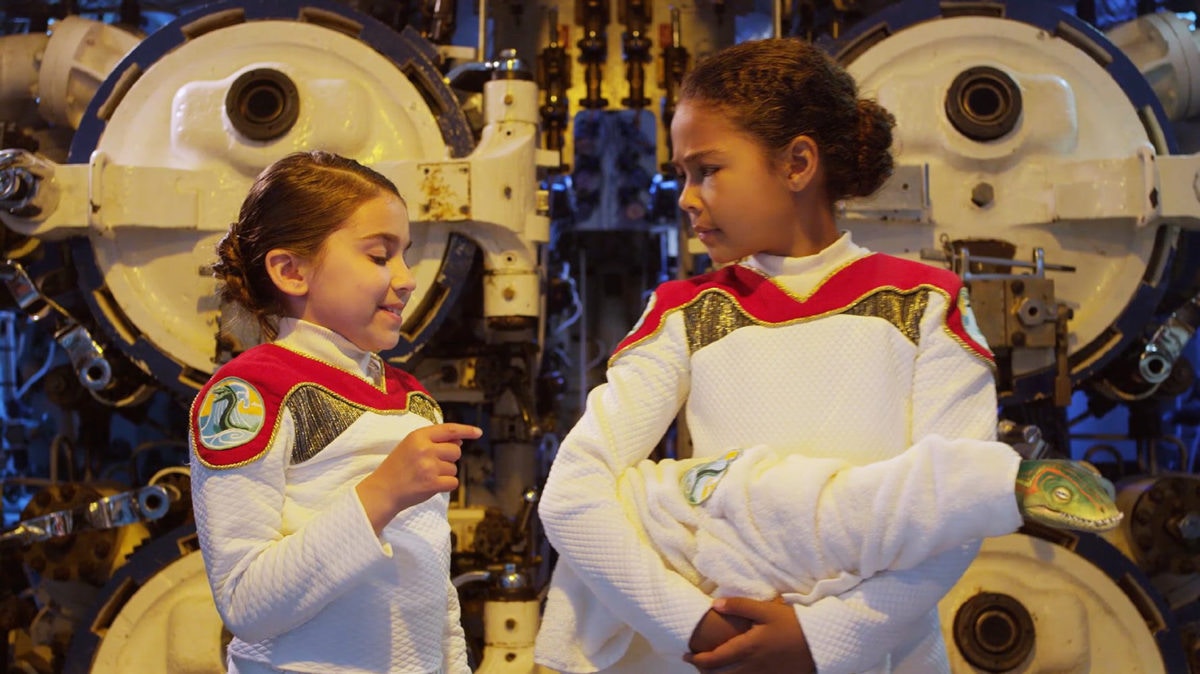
top-left (274, 318), bottom-right (383, 386)
top-left (742, 231), bottom-right (865, 276)
top-left (740, 232), bottom-right (871, 295)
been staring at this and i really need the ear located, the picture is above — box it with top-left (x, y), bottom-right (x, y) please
top-left (264, 248), bottom-right (310, 298)
top-left (782, 135), bottom-right (820, 192)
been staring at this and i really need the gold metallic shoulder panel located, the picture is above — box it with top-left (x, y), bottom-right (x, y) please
top-left (283, 384), bottom-right (442, 465)
top-left (289, 386), bottom-right (367, 464)
top-left (681, 285), bottom-right (932, 353)
top-left (406, 392), bottom-right (443, 426)
top-left (842, 287), bottom-right (931, 346)
top-left (682, 291), bottom-right (759, 354)
top-left (620, 260), bottom-right (991, 370)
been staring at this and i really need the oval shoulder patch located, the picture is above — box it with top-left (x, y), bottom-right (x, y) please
top-left (196, 377), bottom-right (266, 450)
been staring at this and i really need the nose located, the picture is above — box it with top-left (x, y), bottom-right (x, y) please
top-left (391, 258), bottom-right (416, 299)
top-left (677, 177), bottom-right (700, 215)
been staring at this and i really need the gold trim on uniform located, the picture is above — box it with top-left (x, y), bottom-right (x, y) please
top-left (682, 292), bottom-right (758, 354)
top-left (289, 386), bottom-right (368, 464)
top-left (941, 325), bottom-right (997, 371)
top-left (842, 288), bottom-right (930, 346)
top-left (406, 392), bottom-right (443, 426)
top-left (680, 285), bottom-right (932, 355)
top-left (283, 349), bottom-right (390, 393)
top-left (740, 255), bottom-right (868, 304)
top-left (286, 347), bottom-right (445, 420)
top-left (621, 267), bottom-right (993, 371)
top-left (278, 385), bottom-right (442, 465)
top-left (192, 351), bottom-right (446, 469)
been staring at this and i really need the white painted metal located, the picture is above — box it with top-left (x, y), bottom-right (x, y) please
top-left (0, 32), bottom-right (50, 119)
top-left (477, 599), bottom-right (554, 674)
top-left (1107, 12), bottom-right (1200, 122)
top-left (939, 533), bottom-right (1170, 673)
top-left (840, 15), bottom-right (1180, 378)
top-left (0, 18), bottom-right (554, 381)
top-left (86, 19), bottom-right (456, 377)
top-left (37, 16), bottom-right (140, 129)
top-left (88, 551), bottom-right (226, 674)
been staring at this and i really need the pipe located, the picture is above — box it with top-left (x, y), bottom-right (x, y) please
top-left (0, 32), bottom-right (50, 120)
top-left (36, 16), bottom-right (138, 130)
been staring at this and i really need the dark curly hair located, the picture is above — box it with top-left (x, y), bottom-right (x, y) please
top-left (679, 37), bottom-right (895, 202)
top-left (212, 150), bottom-right (403, 340)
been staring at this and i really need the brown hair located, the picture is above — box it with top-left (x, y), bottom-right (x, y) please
top-left (212, 150), bottom-right (403, 340)
top-left (679, 37), bottom-right (895, 202)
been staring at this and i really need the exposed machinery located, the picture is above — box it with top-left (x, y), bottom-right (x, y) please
top-left (0, 1), bottom-right (1197, 673)
top-left (832, 3), bottom-right (1200, 671)
top-left (0, 0), bottom-right (557, 669)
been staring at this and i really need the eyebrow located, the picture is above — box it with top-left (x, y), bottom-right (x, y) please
top-left (673, 148), bottom-right (721, 165)
top-left (360, 233), bottom-right (413, 253)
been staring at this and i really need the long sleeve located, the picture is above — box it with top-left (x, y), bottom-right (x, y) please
top-left (659, 434), bottom-right (1022, 603)
top-left (537, 309), bottom-right (714, 659)
top-left (191, 410), bottom-right (391, 644)
top-left (444, 574), bottom-right (471, 672)
top-left (191, 338), bottom-right (460, 673)
top-left (793, 286), bottom-right (1014, 674)
top-left (537, 249), bottom-right (1020, 673)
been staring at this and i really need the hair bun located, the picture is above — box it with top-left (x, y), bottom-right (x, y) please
top-left (850, 98), bottom-right (896, 198)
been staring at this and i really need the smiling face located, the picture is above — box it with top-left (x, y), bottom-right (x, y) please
top-left (672, 99), bottom-right (843, 265)
top-left (290, 194), bottom-right (415, 352)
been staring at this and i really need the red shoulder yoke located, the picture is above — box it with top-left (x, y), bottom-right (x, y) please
top-left (611, 254), bottom-right (992, 362)
top-left (190, 345), bottom-right (430, 469)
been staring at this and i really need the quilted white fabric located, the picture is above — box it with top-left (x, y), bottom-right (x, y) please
top-left (623, 437), bottom-right (1021, 602)
top-left (535, 233), bottom-right (1016, 674)
top-left (191, 320), bottom-right (468, 674)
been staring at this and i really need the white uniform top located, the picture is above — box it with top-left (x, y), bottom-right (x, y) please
top-left (535, 233), bottom-right (1019, 674)
top-left (620, 435), bottom-right (1022, 603)
top-left (190, 318), bottom-right (469, 674)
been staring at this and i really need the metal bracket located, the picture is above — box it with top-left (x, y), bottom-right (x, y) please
top-left (0, 258), bottom-right (114, 391)
top-left (0, 484), bottom-right (177, 548)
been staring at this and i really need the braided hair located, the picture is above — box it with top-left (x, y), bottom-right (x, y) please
top-left (212, 150), bottom-right (403, 340)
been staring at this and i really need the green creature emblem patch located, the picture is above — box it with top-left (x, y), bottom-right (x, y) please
top-left (196, 377), bottom-right (266, 450)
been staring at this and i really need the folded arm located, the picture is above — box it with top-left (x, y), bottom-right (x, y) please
top-left (792, 286), bottom-right (1014, 673)
top-left (679, 434), bottom-right (1021, 604)
top-left (539, 313), bottom-right (714, 654)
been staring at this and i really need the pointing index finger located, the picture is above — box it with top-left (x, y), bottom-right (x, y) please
top-left (427, 423), bottom-right (483, 442)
